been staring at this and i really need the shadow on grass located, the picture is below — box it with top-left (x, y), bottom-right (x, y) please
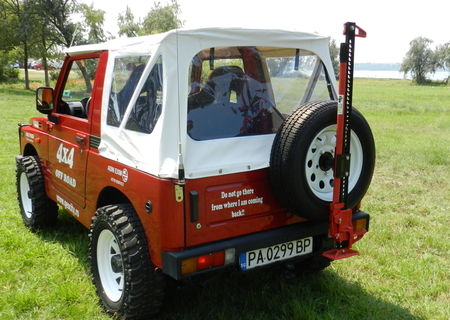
top-left (37, 210), bottom-right (91, 272)
top-left (158, 268), bottom-right (423, 320)
top-left (36, 211), bottom-right (422, 320)
top-left (413, 79), bottom-right (449, 87)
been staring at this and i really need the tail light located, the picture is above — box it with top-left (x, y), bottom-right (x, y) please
top-left (181, 248), bottom-right (235, 276)
top-left (353, 217), bottom-right (369, 232)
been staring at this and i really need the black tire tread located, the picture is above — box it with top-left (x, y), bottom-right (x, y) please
top-left (16, 155), bottom-right (58, 230)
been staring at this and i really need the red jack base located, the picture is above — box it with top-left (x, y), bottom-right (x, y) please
top-left (322, 248), bottom-right (359, 260)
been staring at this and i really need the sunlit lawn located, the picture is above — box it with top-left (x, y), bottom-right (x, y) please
top-left (0, 77), bottom-right (449, 319)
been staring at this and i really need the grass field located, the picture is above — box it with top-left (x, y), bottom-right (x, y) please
top-left (0, 77), bottom-right (449, 320)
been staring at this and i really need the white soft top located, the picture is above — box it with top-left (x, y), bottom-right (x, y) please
top-left (66, 28), bottom-right (336, 180)
top-left (66, 28), bottom-right (329, 55)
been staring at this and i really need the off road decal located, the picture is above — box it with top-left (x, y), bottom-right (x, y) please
top-left (210, 187), bottom-right (264, 218)
top-left (25, 132), bottom-right (35, 142)
top-left (107, 165), bottom-right (129, 186)
top-left (55, 169), bottom-right (77, 187)
top-left (56, 194), bottom-right (79, 217)
top-left (56, 143), bottom-right (74, 168)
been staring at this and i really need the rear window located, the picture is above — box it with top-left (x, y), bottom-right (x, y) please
top-left (187, 46), bottom-right (333, 141)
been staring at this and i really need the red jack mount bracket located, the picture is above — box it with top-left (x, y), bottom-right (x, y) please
top-left (322, 22), bottom-right (367, 261)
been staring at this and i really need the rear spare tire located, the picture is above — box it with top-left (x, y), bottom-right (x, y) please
top-left (270, 100), bottom-right (375, 221)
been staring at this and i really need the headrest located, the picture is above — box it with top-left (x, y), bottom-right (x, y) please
top-left (208, 65), bottom-right (245, 80)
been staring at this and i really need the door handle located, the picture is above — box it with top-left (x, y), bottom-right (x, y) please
top-left (75, 135), bottom-right (85, 143)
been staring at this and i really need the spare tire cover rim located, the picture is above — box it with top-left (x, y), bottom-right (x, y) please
top-left (304, 125), bottom-right (363, 202)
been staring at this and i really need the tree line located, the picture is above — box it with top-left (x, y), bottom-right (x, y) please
top-left (1, 2), bottom-right (448, 88)
top-left (401, 37), bottom-right (449, 84)
top-left (328, 37), bottom-right (450, 85)
top-left (0, 0), bottom-right (181, 87)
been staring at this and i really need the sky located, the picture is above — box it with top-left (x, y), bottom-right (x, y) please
top-left (80, 0), bottom-right (449, 63)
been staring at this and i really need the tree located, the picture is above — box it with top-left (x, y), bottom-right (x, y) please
top-left (0, 50), bottom-right (19, 82)
top-left (0, 0), bottom-right (34, 88)
top-left (400, 37), bottom-right (436, 84)
top-left (29, 1), bottom-right (57, 86)
top-left (31, 0), bottom-right (80, 87)
top-left (117, 1), bottom-right (183, 38)
top-left (329, 39), bottom-right (339, 79)
top-left (36, 16), bottom-right (54, 86)
top-left (141, 0), bottom-right (182, 35)
top-left (0, 4), bottom-right (21, 83)
top-left (435, 42), bottom-right (450, 83)
top-left (37, 0), bottom-right (82, 48)
top-left (79, 3), bottom-right (106, 44)
top-left (0, 2), bottom-right (20, 51)
top-left (118, 6), bottom-right (141, 37)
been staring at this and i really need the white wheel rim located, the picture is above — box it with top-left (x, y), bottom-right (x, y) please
top-left (305, 125), bottom-right (363, 202)
top-left (97, 229), bottom-right (124, 302)
top-left (20, 172), bottom-right (33, 218)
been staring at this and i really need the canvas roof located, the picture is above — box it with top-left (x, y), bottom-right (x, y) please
top-left (66, 28), bottom-right (336, 179)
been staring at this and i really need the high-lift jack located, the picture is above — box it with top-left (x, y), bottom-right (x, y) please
top-left (323, 22), bottom-right (367, 260)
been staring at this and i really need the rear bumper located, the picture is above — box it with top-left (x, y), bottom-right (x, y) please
top-left (162, 211), bottom-right (370, 280)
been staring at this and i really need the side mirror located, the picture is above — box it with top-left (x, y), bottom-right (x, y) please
top-left (36, 87), bottom-right (54, 114)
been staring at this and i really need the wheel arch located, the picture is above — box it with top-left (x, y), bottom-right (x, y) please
top-left (23, 143), bottom-right (38, 156)
top-left (96, 186), bottom-right (132, 209)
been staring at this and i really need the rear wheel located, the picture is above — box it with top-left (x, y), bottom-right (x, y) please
top-left (16, 155), bottom-right (58, 230)
top-left (89, 204), bottom-right (165, 319)
top-left (270, 100), bottom-right (375, 221)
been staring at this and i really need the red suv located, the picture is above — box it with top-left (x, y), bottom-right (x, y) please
top-left (16, 27), bottom-right (374, 319)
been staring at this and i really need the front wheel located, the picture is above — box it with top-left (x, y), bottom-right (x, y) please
top-left (16, 155), bottom-right (58, 230)
top-left (89, 204), bottom-right (165, 319)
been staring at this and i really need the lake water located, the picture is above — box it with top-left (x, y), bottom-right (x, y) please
top-left (354, 70), bottom-right (448, 81)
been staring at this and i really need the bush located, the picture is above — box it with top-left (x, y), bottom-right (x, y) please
top-left (50, 70), bottom-right (59, 81)
top-left (0, 50), bottom-right (20, 82)
top-left (0, 65), bottom-right (19, 82)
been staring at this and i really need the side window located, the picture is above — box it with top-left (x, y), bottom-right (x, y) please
top-left (309, 65), bottom-right (333, 102)
top-left (125, 56), bottom-right (163, 134)
top-left (59, 58), bottom-right (99, 118)
top-left (107, 55), bottom-right (150, 127)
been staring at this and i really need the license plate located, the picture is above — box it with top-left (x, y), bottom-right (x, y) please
top-left (239, 237), bottom-right (313, 270)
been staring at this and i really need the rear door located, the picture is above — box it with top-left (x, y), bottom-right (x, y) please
top-left (184, 46), bottom-right (307, 246)
top-left (184, 169), bottom-right (304, 247)
top-left (47, 54), bottom-right (101, 211)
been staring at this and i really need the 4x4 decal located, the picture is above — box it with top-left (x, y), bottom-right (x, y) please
top-left (56, 143), bottom-right (74, 168)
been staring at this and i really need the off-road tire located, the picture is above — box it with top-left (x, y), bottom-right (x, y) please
top-left (89, 204), bottom-right (165, 320)
top-left (16, 155), bottom-right (58, 230)
top-left (270, 100), bottom-right (375, 221)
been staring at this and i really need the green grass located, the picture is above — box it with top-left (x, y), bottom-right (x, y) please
top-left (0, 78), bottom-right (449, 319)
